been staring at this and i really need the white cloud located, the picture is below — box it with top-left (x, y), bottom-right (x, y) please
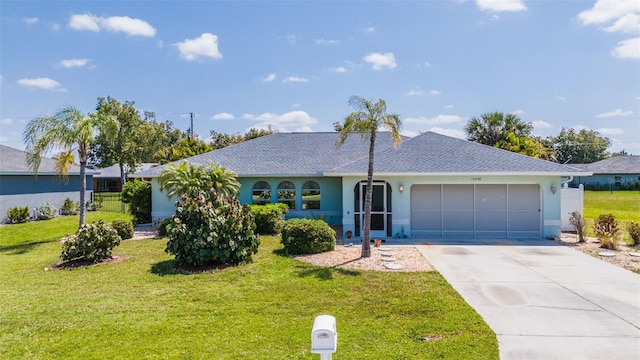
top-left (444, 104), bottom-right (455, 109)
top-left (315, 39), bottom-right (340, 45)
top-left (405, 88), bottom-right (424, 96)
top-left (59, 58), bottom-right (91, 68)
top-left (428, 127), bottom-right (467, 139)
top-left (405, 115), bottom-right (464, 125)
top-left (1, 118), bottom-right (13, 125)
top-left (17, 77), bottom-right (66, 91)
top-left (510, 109), bottom-right (525, 115)
top-left (572, 124), bottom-right (588, 131)
top-left (476, 0), bottom-right (527, 13)
top-left (596, 108), bottom-right (634, 117)
top-left (174, 33), bottom-right (222, 61)
top-left (429, 90), bottom-right (441, 96)
top-left (328, 66), bottom-right (348, 73)
top-left (532, 120), bottom-right (552, 129)
top-left (157, 40), bottom-right (164, 49)
top-left (611, 37), bottom-right (640, 59)
top-left (283, 34), bottom-right (302, 44)
top-left (363, 52), bottom-right (397, 70)
top-left (365, 26), bottom-right (375, 33)
top-left (0, 136), bottom-right (8, 143)
top-left (23, 17), bottom-right (38, 25)
top-left (282, 76), bottom-right (308, 83)
top-left (604, 13), bottom-right (640, 33)
top-left (555, 96), bottom-right (566, 101)
top-left (291, 103), bottom-right (302, 108)
top-left (211, 112), bottom-right (234, 120)
top-left (68, 13), bottom-right (156, 37)
top-left (401, 130), bottom-right (420, 138)
top-left (262, 73), bottom-right (276, 82)
top-left (577, 0), bottom-right (639, 26)
top-left (597, 127), bottom-right (624, 135)
top-left (51, 23), bottom-right (61, 31)
top-left (243, 110), bottom-right (318, 132)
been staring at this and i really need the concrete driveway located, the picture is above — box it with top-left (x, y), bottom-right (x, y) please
top-left (415, 239), bottom-right (640, 360)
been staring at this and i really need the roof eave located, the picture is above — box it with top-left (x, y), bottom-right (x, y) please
top-left (323, 171), bottom-right (594, 177)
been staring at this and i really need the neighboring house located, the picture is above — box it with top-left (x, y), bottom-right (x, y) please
top-left (569, 156), bottom-right (640, 190)
top-left (0, 144), bottom-right (94, 222)
top-left (92, 163), bottom-right (158, 192)
top-left (132, 132), bottom-right (590, 241)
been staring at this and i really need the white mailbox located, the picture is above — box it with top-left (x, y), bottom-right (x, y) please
top-left (311, 315), bottom-right (337, 355)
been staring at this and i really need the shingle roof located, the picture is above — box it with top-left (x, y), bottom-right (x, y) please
top-left (134, 131), bottom-right (590, 178)
top-left (92, 163), bottom-right (159, 178)
top-left (0, 144), bottom-right (84, 175)
top-left (134, 132), bottom-right (407, 177)
top-left (570, 156), bottom-right (640, 174)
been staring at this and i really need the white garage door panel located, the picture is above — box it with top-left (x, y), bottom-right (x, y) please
top-left (410, 184), bottom-right (540, 239)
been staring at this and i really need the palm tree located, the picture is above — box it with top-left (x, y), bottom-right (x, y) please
top-left (465, 112), bottom-right (532, 146)
top-left (336, 96), bottom-right (402, 258)
top-left (23, 106), bottom-right (115, 227)
top-left (158, 161), bottom-right (240, 199)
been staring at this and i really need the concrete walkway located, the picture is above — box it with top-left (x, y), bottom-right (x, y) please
top-left (415, 239), bottom-right (640, 360)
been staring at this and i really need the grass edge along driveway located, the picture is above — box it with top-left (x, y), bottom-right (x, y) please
top-left (0, 216), bottom-right (497, 359)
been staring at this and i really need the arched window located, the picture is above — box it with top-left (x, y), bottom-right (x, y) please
top-left (302, 181), bottom-right (320, 209)
top-left (277, 181), bottom-right (296, 209)
top-left (252, 181), bottom-right (271, 205)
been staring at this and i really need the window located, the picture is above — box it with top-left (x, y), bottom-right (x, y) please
top-left (302, 181), bottom-right (320, 209)
top-left (277, 181), bottom-right (296, 209)
top-left (615, 176), bottom-right (621, 186)
top-left (252, 181), bottom-right (271, 205)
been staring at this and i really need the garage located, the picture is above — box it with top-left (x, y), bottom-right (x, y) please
top-left (410, 184), bottom-right (541, 239)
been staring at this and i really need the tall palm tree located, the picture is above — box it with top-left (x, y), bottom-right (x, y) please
top-left (465, 112), bottom-right (533, 146)
top-left (23, 106), bottom-right (115, 227)
top-left (158, 161), bottom-right (240, 199)
top-left (336, 96), bottom-right (402, 258)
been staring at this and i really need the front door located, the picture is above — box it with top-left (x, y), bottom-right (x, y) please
top-left (359, 182), bottom-right (387, 238)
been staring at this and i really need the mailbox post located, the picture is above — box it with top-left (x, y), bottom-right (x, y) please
top-left (311, 315), bottom-right (337, 360)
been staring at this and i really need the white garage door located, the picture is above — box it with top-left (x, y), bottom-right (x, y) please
top-left (410, 184), bottom-right (541, 239)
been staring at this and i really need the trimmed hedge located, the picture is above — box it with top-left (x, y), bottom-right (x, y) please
top-left (281, 218), bottom-right (335, 255)
top-left (112, 219), bottom-right (134, 240)
top-left (250, 203), bottom-right (288, 235)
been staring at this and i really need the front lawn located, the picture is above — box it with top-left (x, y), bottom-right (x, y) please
top-left (0, 217), bottom-right (498, 359)
top-left (583, 190), bottom-right (640, 244)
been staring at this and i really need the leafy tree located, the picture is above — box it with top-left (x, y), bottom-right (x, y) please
top-left (137, 112), bottom-right (187, 162)
top-left (465, 112), bottom-right (533, 146)
top-left (336, 96), bottom-right (402, 258)
top-left (23, 106), bottom-right (116, 227)
top-left (121, 180), bottom-right (152, 224)
top-left (89, 97), bottom-right (143, 185)
top-left (158, 161), bottom-right (240, 199)
top-left (209, 126), bottom-right (275, 150)
top-left (548, 128), bottom-right (611, 164)
top-left (496, 132), bottom-right (553, 160)
top-left (153, 138), bottom-right (212, 164)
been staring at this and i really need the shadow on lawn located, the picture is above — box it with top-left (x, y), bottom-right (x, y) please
top-left (272, 249), bottom-right (362, 280)
top-left (0, 241), bottom-right (48, 255)
top-left (150, 259), bottom-right (233, 276)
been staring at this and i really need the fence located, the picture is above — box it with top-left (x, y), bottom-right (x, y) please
top-left (561, 184), bottom-right (584, 231)
top-left (93, 192), bottom-right (129, 213)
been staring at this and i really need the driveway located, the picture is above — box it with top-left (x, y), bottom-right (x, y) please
top-left (415, 239), bottom-right (640, 360)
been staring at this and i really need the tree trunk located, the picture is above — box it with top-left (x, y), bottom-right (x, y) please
top-left (119, 162), bottom-right (126, 187)
top-left (78, 147), bottom-right (87, 228)
top-left (361, 131), bottom-right (377, 258)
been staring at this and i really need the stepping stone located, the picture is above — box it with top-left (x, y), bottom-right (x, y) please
top-left (378, 247), bottom-right (394, 252)
top-left (598, 252), bottom-right (616, 257)
top-left (381, 252), bottom-right (397, 257)
top-left (381, 257), bottom-right (397, 262)
top-left (385, 263), bottom-right (403, 270)
top-left (629, 252), bottom-right (640, 257)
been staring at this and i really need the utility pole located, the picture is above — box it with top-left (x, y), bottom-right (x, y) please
top-left (190, 112), bottom-right (194, 139)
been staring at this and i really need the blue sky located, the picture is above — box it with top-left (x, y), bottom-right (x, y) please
top-left (1, 0), bottom-right (639, 156)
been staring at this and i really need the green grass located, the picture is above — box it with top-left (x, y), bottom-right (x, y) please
top-left (0, 218), bottom-right (497, 359)
top-left (583, 190), bottom-right (640, 244)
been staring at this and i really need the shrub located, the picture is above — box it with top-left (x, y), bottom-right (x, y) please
top-left (157, 218), bottom-right (172, 237)
top-left (249, 203), bottom-right (288, 235)
top-left (36, 202), bottom-right (57, 220)
top-left (627, 221), bottom-right (640, 246)
top-left (165, 192), bottom-right (259, 267)
top-left (7, 206), bottom-right (30, 224)
top-left (111, 219), bottom-right (134, 240)
top-left (60, 198), bottom-right (79, 215)
top-left (61, 221), bottom-right (121, 262)
top-left (592, 214), bottom-right (621, 250)
top-left (86, 200), bottom-right (101, 212)
top-left (281, 218), bottom-right (335, 255)
top-left (568, 211), bottom-right (587, 243)
top-left (121, 180), bottom-right (151, 225)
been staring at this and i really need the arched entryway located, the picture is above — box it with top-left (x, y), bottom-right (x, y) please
top-left (353, 181), bottom-right (392, 238)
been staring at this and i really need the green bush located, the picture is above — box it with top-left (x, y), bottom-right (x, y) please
top-left (7, 206), bottom-right (30, 224)
top-left (60, 198), bottom-right (79, 215)
top-left (111, 219), bottom-right (134, 240)
top-left (568, 211), bottom-right (587, 243)
top-left (249, 203), bottom-right (288, 235)
top-left (281, 218), bottom-right (335, 255)
top-left (122, 180), bottom-right (152, 224)
top-left (157, 218), bottom-right (172, 237)
top-left (627, 221), bottom-right (640, 246)
top-left (166, 192), bottom-right (259, 267)
top-left (37, 202), bottom-right (57, 220)
top-left (61, 221), bottom-right (122, 262)
top-left (593, 214), bottom-right (621, 250)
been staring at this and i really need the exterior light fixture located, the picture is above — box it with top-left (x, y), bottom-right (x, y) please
top-left (399, 185), bottom-right (404, 193)
top-left (550, 184), bottom-right (557, 194)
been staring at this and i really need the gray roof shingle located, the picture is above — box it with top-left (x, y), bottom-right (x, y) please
top-left (0, 144), bottom-right (84, 175)
top-left (570, 156), bottom-right (640, 174)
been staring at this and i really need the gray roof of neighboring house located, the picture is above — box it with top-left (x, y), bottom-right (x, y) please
top-left (132, 131), bottom-right (590, 178)
top-left (92, 163), bottom-right (159, 178)
top-left (570, 156), bottom-right (640, 174)
top-left (327, 132), bottom-right (591, 175)
top-left (0, 144), bottom-right (85, 175)
top-left (134, 132), bottom-right (408, 177)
